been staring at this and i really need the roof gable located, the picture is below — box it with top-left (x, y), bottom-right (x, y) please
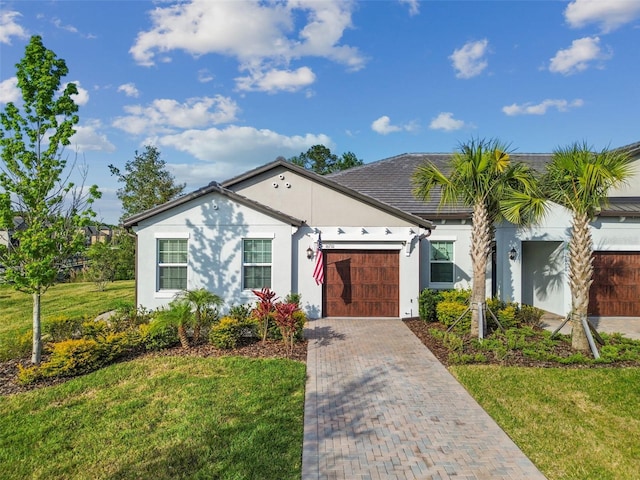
top-left (223, 159), bottom-right (433, 228)
top-left (122, 181), bottom-right (304, 228)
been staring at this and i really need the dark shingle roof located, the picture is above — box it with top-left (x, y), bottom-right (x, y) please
top-left (599, 197), bottom-right (640, 217)
top-left (327, 153), bottom-right (553, 219)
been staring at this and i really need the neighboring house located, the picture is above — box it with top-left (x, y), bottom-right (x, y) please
top-left (125, 142), bottom-right (640, 319)
top-left (328, 142), bottom-right (640, 317)
top-left (0, 216), bottom-right (26, 250)
top-left (82, 225), bottom-right (113, 246)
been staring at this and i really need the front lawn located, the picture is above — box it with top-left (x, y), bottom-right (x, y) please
top-left (0, 280), bottom-right (135, 360)
top-left (451, 365), bottom-right (640, 480)
top-left (0, 355), bottom-right (306, 480)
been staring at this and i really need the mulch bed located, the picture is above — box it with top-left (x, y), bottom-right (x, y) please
top-left (4, 320), bottom-right (639, 397)
top-left (0, 338), bottom-right (307, 397)
top-left (404, 319), bottom-right (640, 368)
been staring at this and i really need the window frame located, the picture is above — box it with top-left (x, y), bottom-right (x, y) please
top-left (157, 237), bottom-right (188, 292)
top-left (242, 238), bottom-right (273, 290)
top-left (429, 240), bottom-right (455, 286)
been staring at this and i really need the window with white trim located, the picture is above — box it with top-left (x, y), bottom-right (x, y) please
top-left (430, 240), bottom-right (454, 284)
top-left (158, 238), bottom-right (188, 290)
top-left (243, 239), bottom-right (272, 289)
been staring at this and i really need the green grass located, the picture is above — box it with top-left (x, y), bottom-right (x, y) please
top-left (451, 365), bottom-right (640, 480)
top-left (0, 280), bottom-right (134, 360)
top-left (0, 355), bottom-right (306, 480)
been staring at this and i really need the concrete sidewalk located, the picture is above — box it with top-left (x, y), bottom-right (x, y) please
top-left (302, 318), bottom-right (546, 480)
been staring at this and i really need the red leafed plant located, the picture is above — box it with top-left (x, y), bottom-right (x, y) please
top-left (274, 302), bottom-right (299, 356)
top-left (252, 288), bottom-right (278, 342)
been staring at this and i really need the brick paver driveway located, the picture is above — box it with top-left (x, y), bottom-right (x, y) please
top-left (302, 318), bottom-right (546, 480)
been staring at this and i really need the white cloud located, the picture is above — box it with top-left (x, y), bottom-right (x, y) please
top-left (0, 10), bottom-right (28, 44)
top-left (112, 95), bottom-right (240, 135)
top-left (235, 66), bottom-right (316, 93)
top-left (371, 116), bottom-right (401, 135)
top-left (157, 125), bottom-right (332, 182)
top-left (502, 99), bottom-right (584, 116)
top-left (428, 112), bottom-right (465, 131)
top-left (0, 77), bottom-right (19, 104)
top-left (449, 39), bottom-right (489, 79)
top-left (52, 17), bottom-right (78, 34)
top-left (549, 36), bottom-right (611, 75)
top-left (198, 69), bottom-right (214, 83)
top-left (399, 0), bottom-right (420, 16)
top-left (71, 120), bottom-right (116, 152)
top-left (130, 0), bottom-right (365, 90)
top-left (565, 0), bottom-right (640, 33)
top-left (66, 81), bottom-right (89, 106)
top-left (117, 83), bottom-right (140, 98)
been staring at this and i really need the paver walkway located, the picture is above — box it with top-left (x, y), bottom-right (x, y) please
top-left (302, 318), bottom-right (547, 480)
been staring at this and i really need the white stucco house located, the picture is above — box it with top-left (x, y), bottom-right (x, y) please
top-left (124, 142), bottom-right (640, 319)
top-left (124, 162), bottom-right (433, 318)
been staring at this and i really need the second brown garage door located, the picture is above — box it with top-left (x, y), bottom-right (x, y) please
top-left (589, 252), bottom-right (640, 316)
top-left (323, 250), bottom-right (399, 317)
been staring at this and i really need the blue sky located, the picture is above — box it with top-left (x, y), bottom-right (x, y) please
top-left (1, 0), bottom-right (639, 224)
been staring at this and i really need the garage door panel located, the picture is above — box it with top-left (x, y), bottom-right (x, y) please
top-left (589, 252), bottom-right (640, 316)
top-left (324, 250), bottom-right (399, 317)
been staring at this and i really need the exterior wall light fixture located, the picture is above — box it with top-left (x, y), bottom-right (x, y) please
top-left (306, 247), bottom-right (314, 259)
top-left (508, 247), bottom-right (517, 261)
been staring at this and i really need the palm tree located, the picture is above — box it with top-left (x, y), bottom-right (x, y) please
top-left (176, 288), bottom-right (224, 343)
top-left (152, 299), bottom-right (194, 348)
top-left (412, 138), bottom-right (545, 337)
top-left (542, 142), bottom-right (633, 352)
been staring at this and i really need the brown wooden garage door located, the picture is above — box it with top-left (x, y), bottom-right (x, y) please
top-left (323, 250), bottom-right (399, 317)
top-left (589, 252), bottom-right (640, 316)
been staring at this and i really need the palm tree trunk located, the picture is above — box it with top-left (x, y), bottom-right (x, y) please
top-left (177, 325), bottom-right (190, 349)
top-left (569, 211), bottom-right (593, 352)
top-left (470, 202), bottom-right (492, 337)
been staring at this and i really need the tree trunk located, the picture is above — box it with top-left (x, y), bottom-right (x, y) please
top-left (193, 324), bottom-right (201, 344)
top-left (470, 202), bottom-right (492, 337)
top-left (569, 211), bottom-right (593, 352)
top-left (32, 292), bottom-right (42, 364)
top-left (177, 325), bottom-right (190, 349)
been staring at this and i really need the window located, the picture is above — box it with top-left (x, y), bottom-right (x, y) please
top-left (430, 241), bottom-right (454, 284)
top-left (243, 239), bottom-right (272, 289)
top-left (158, 239), bottom-right (187, 290)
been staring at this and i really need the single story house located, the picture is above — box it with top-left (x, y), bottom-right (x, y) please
top-left (124, 141), bottom-right (640, 319)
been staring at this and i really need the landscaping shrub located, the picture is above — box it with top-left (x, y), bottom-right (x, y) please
top-left (436, 300), bottom-right (470, 331)
top-left (418, 289), bottom-right (443, 322)
top-left (18, 339), bottom-right (103, 384)
top-left (107, 303), bottom-right (153, 331)
top-left (209, 316), bottom-right (258, 349)
top-left (81, 319), bottom-right (109, 339)
top-left (17, 328), bottom-right (146, 384)
top-left (517, 304), bottom-right (545, 327)
top-left (251, 288), bottom-right (278, 342)
top-left (43, 315), bottom-right (85, 342)
top-left (268, 309), bottom-right (306, 341)
top-left (0, 329), bottom-right (32, 361)
top-left (227, 303), bottom-right (252, 320)
top-left (138, 322), bottom-right (179, 351)
top-left (440, 288), bottom-right (471, 304)
top-left (273, 302), bottom-right (301, 355)
top-left (496, 304), bottom-right (519, 330)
